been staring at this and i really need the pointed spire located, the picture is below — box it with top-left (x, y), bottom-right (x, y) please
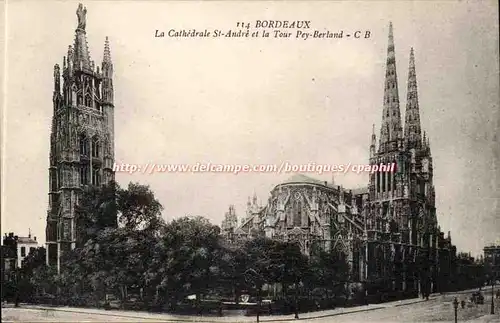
top-left (103, 36), bottom-right (112, 64)
top-left (101, 37), bottom-right (114, 104)
top-left (370, 124), bottom-right (377, 157)
top-left (404, 47), bottom-right (423, 149)
top-left (53, 64), bottom-right (61, 92)
top-left (73, 4), bottom-right (91, 71)
top-left (425, 132), bottom-right (431, 155)
top-left (379, 22), bottom-right (403, 153)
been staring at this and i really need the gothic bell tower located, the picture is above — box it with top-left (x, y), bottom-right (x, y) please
top-left (366, 22), bottom-right (438, 294)
top-left (368, 22), bottom-right (410, 240)
top-left (46, 3), bottom-right (115, 271)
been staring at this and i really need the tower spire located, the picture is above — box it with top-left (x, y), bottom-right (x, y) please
top-left (404, 47), bottom-right (422, 149)
top-left (73, 3), bottom-right (91, 71)
top-left (370, 124), bottom-right (377, 157)
top-left (379, 22), bottom-right (402, 153)
top-left (101, 36), bottom-right (114, 104)
top-left (103, 37), bottom-right (112, 64)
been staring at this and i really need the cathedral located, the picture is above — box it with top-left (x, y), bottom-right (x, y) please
top-left (221, 23), bottom-right (456, 295)
top-left (45, 4), bottom-right (115, 271)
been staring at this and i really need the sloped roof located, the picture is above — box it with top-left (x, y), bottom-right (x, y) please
top-left (351, 187), bottom-right (369, 195)
top-left (18, 237), bottom-right (37, 244)
top-left (281, 174), bottom-right (329, 186)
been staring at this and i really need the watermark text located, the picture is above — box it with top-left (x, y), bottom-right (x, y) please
top-left (113, 162), bottom-right (397, 175)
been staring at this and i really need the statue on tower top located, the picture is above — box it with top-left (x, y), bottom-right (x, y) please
top-left (76, 3), bottom-right (87, 30)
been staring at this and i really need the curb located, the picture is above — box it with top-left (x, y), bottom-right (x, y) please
top-left (5, 303), bottom-right (404, 323)
top-left (276, 306), bottom-right (387, 322)
top-left (7, 304), bottom-right (390, 323)
top-left (394, 299), bottom-right (428, 307)
top-left (3, 295), bottom-right (450, 323)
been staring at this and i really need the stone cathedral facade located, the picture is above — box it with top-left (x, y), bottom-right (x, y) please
top-left (46, 4), bottom-right (115, 271)
top-left (222, 23), bottom-right (455, 295)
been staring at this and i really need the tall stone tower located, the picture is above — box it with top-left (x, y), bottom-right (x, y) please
top-left (368, 22), bottom-right (409, 241)
top-left (46, 3), bottom-right (115, 271)
top-left (367, 22), bottom-right (438, 293)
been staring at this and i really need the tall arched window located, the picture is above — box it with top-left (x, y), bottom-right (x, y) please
top-left (79, 134), bottom-right (89, 156)
top-left (92, 167), bottom-right (101, 186)
top-left (294, 200), bottom-right (302, 227)
top-left (80, 165), bottom-right (89, 185)
top-left (85, 94), bottom-right (93, 108)
top-left (91, 136), bottom-right (99, 158)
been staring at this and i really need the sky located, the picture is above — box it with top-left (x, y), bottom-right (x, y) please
top-left (2, 0), bottom-right (499, 257)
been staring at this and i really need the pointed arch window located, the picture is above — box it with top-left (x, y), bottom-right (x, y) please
top-left (77, 93), bottom-right (83, 106)
top-left (294, 199), bottom-right (302, 227)
top-left (388, 171), bottom-right (392, 192)
top-left (71, 86), bottom-right (77, 106)
top-left (91, 136), bottom-right (100, 158)
top-left (79, 134), bottom-right (89, 156)
top-left (92, 167), bottom-right (101, 186)
top-left (80, 165), bottom-right (89, 185)
top-left (85, 94), bottom-right (93, 108)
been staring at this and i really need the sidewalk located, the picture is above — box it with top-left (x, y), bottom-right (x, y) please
top-left (16, 295), bottom-right (439, 323)
top-left (465, 314), bottom-right (500, 323)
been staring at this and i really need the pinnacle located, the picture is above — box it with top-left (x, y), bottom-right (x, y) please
top-left (388, 22), bottom-right (394, 48)
top-left (404, 46), bottom-right (422, 149)
top-left (379, 22), bottom-right (402, 150)
top-left (409, 48), bottom-right (416, 68)
top-left (103, 36), bottom-right (112, 63)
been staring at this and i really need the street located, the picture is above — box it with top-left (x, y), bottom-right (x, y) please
top-left (2, 290), bottom-right (500, 322)
top-left (311, 292), bottom-right (500, 323)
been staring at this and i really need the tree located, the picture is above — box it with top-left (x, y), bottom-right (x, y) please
top-left (117, 182), bottom-right (164, 232)
top-left (75, 181), bottom-right (118, 246)
top-left (61, 181), bottom-right (165, 307)
top-left (216, 245), bottom-right (249, 303)
top-left (309, 249), bottom-right (349, 300)
top-left (20, 247), bottom-right (47, 300)
top-left (152, 216), bottom-right (221, 310)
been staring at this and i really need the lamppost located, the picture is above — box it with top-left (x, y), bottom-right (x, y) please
top-left (244, 268), bottom-right (263, 323)
top-left (491, 276), bottom-right (495, 315)
top-left (453, 297), bottom-right (458, 323)
top-left (294, 280), bottom-right (299, 319)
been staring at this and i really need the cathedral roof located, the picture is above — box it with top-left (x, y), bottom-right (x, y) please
top-left (281, 174), bottom-right (331, 186)
top-left (351, 187), bottom-right (369, 195)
